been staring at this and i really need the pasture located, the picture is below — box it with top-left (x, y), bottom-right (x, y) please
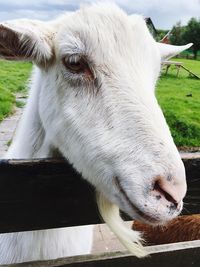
top-left (0, 60), bottom-right (32, 121)
top-left (0, 58), bottom-right (199, 147)
top-left (157, 58), bottom-right (200, 147)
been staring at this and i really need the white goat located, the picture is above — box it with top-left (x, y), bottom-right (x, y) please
top-left (0, 3), bottom-right (191, 264)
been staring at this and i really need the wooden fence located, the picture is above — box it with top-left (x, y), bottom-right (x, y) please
top-left (0, 156), bottom-right (200, 266)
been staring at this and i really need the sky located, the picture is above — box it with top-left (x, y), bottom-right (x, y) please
top-left (0, 0), bottom-right (199, 29)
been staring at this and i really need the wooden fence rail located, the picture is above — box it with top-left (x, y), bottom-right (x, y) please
top-left (0, 156), bottom-right (200, 266)
top-left (2, 241), bottom-right (200, 267)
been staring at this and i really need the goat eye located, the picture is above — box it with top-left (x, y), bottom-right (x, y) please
top-left (63, 54), bottom-right (88, 73)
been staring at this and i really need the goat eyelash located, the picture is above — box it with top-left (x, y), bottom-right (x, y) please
top-left (62, 53), bottom-right (98, 84)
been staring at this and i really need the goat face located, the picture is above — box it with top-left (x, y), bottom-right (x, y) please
top-left (0, 3), bottom-right (191, 225)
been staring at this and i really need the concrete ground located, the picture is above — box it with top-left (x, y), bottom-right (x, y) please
top-left (0, 107), bottom-right (23, 158)
top-left (0, 104), bottom-right (200, 253)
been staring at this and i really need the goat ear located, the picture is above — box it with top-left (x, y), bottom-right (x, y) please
top-left (0, 19), bottom-right (54, 66)
top-left (157, 43), bottom-right (193, 61)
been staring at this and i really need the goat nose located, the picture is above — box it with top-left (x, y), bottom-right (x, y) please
top-left (153, 175), bottom-right (187, 206)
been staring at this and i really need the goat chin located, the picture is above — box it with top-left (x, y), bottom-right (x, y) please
top-left (96, 192), bottom-right (148, 258)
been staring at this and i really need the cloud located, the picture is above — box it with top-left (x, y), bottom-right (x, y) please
top-left (113, 0), bottom-right (200, 28)
top-left (0, 0), bottom-right (199, 29)
top-left (0, 0), bottom-right (73, 21)
top-left (0, 9), bottom-right (65, 22)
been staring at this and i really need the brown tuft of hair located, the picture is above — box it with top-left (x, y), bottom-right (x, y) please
top-left (132, 214), bottom-right (200, 245)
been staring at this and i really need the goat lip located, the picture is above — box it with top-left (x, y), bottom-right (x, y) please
top-left (114, 177), bottom-right (161, 224)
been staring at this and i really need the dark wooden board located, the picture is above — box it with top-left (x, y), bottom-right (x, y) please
top-left (0, 159), bottom-right (101, 233)
top-left (0, 157), bottom-right (199, 234)
top-left (183, 157), bottom-right (200, 214)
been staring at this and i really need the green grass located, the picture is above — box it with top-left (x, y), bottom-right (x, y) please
top-left (157, 58), bottom-right (200, 147)
top-left (0, 88), bottom-right (14, 121)
top-left (0, 58), bottom-right (199, 147)
top-left (0, 60), bottom-right (32, 121)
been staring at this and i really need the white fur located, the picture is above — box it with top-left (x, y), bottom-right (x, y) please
top-left (0, 3), bottom-right (189, 264)
top-left (97, 193), bottom-right (147, 257)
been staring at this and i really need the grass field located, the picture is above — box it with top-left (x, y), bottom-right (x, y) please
top-left (0, 60), bottom-right (32, 121)
top-left (0, 58), bottom-right (199, 147)
top-left (157, 58), bottom-right (200, 147)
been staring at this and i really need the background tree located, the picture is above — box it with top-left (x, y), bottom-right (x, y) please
top-left (182, 18), bottom-right (200, 59)
top-left (156, 29), bottom-right (169, 42)
top-left (169, 21), bottom-right (184, 45)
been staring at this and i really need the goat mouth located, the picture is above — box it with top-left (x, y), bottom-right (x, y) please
top-left (114, 177), bottom-right (161, 224)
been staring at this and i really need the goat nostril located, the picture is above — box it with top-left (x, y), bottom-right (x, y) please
top-left (153, 181), bottom-right (178, 207)
top-left (169, 203), bottom-right (177, 210)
